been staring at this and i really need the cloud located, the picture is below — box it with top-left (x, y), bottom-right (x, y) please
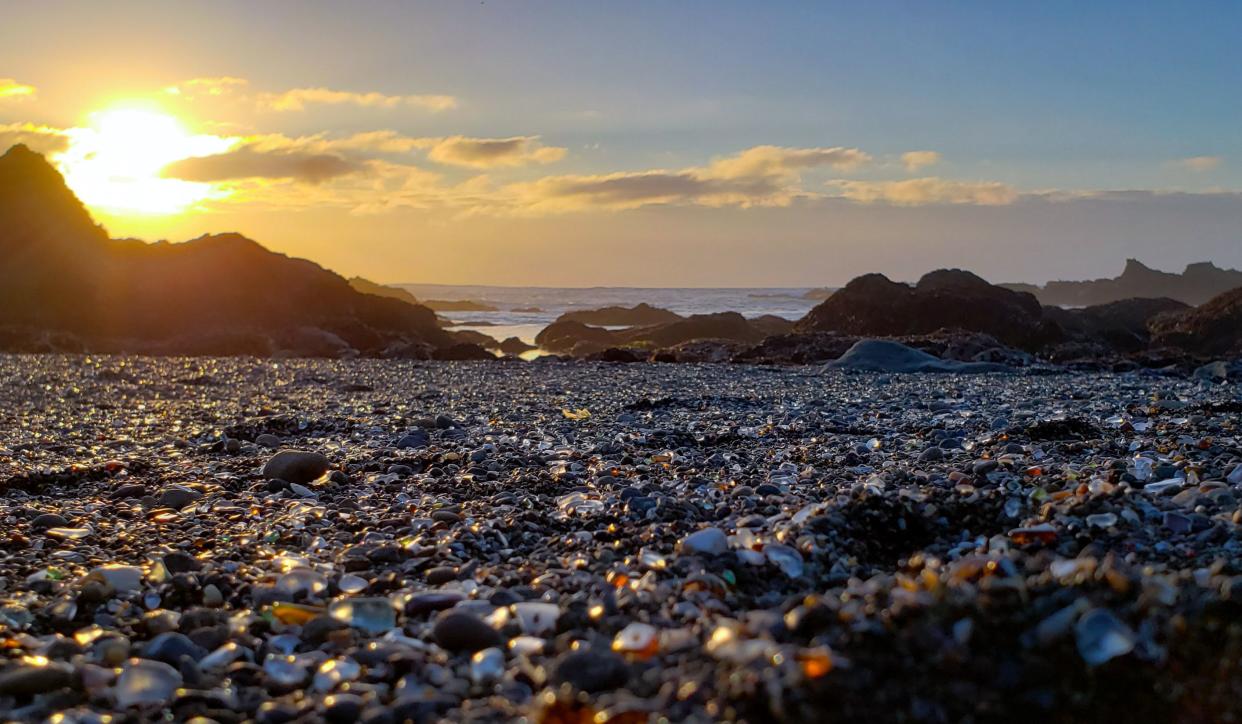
top-left (0, 79), bottom-right (36, 101)
top-left (901, 150), bottom-right (941, 172)
top-left (258, 87), bottom-right (457, 112)
top-left (502, 144), bottom-right (871, 213)
top-left (162, 146), bottom-right (364, 184)
top-left (163, 76), bottom-right (249, 99)
top-left (828, 177), bottom-right (1018, 206)
top-left (0, 122), bottom-right (70, 154)
top-left (1175, 156), bottom-right (1223, 172)
top-left (708, 145), bottom-right (871, 178)
top-left (426, 136), bottom-right (567, 168)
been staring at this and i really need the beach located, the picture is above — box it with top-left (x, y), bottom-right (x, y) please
top-left (2, 354), bottom-right (1240, 720)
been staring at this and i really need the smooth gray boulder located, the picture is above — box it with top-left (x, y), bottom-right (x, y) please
top-left (826, 339), bottom-right (1010, 373)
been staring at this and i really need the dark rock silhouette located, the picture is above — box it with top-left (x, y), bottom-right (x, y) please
top-left (1149, 287), bottom-right (1242, 356)
top-left (0, 144), bottom-right (453, 357)
top-left (1003, 258), bottom-right (1242, 307)
top-left (422, 299), bottom-right (498, 312)
top-left (497, 337), bottom-right (536, 355)
top-left (536, 312), bottom-right (794, 357)
top-left (347, 277), bottom-right (421, 305)
top-left (796, 269), bottom-right (1057, 351)
top-left (1043, 297), bottom-right (1189, 353)
top-left (556, 303), bottom-right (682, 327)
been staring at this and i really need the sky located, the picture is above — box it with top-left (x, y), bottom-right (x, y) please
top-left (2, 0), bottom-right (1240, 287)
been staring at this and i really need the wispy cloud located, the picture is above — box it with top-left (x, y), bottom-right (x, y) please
top-left (828, 177), bottom-right (1018, 206)
top-left (162, 146), bottom-right (364, 184)
top-left (0, 79), bottom-right (36, 101)
top-left (426, 136), bottom-right (566, 168)
top-left (0, 122), bottom-right (69, 154)
top-left (901, 150), bottom-right (941, 172)
top-left (163, 76), bottom-right (250, 99)
top-left (258, 87), bottom-right (457, 113)
top-left (502, 145), bottom-right (872, 213)
top-left (1175, 155), bottom-right (1223, 172)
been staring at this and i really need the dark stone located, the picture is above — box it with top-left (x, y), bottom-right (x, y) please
top-left (551, 649), bottom-right (630, 692)
top-left (262, 450), bottom-right (330, 484)
top-left (431, 612), bottom-right (502, 652)
top-left (143, 631), bottom-right (207, 665)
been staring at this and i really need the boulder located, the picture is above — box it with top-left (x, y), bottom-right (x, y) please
top-left (796, 269), bottom-right (1056, 351)
top-left (497, 337), bottom-right (536, 355)
top-left (557, 303), bottom-right (682, 326)
top-left (1149, 287), bottom-right (1242, 356)
top-left (431, 343), bottom-right (496, 361)
top-left (534, 321), bottom-right (619, 354)
top-left (825, 339), bottom-right (1011, 373)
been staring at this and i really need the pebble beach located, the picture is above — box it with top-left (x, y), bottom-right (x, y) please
top-left (2, 355), bottom-right (1241, 722)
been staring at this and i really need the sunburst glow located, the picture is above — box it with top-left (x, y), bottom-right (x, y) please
top-left (56, 104), bottom-right (233, 215)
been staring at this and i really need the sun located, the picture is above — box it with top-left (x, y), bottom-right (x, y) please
top-left (56, 103), bottom-right (234, 215)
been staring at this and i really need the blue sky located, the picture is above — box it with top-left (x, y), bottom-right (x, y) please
top-left (2, 1), bottom-right (1239, 285)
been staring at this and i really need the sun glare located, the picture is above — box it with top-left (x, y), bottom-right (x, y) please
top-left (57, 104), bottom-right (233, 215)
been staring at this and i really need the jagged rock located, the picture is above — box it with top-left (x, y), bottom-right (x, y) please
top-left (1004, 258), bottom-right (1242, 307)
top-left (557, 303), bottom-right (682, 326)
top-left (0, 144), bottom-right (455, 358)
top-left (535, 321), bottom-right (620, 355)
top-left (796, 270), bottom-right (1057, 351)
top-left (497, 337), bottom-right (536, 355)
top-left (1043, 297), bottom-right (1189, 353)
top-left (1149, 287), bottom-right (1242, 356)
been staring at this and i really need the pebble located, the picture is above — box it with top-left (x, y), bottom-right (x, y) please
top-left (551, 649), bottom-right (630, 692)
top-left (432, 611), bottom-right (502, 652)
top-left (115, 659), bottom-right (182, 707)
top-left (1, 356), bottom-right (1240, 721)
top-left (262, 450), bottom-right (331, 484)
top-left (680, 527), bottom-right (729, 556)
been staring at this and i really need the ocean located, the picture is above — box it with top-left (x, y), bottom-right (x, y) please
top-left (396, 284), bottom-right (825, 345)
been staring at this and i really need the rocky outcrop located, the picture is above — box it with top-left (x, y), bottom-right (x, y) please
top-left (1043, 297), bottom-right (1189, 353)
top-left (536, 312), bottom-right (796, 358)
top-left (1149, 287), bottom-right (1242, 356)
top-left (348, 277), bottom-right (420, 305)
top-left (535, 320), bottom-right (621, 355)
top-left (796, 269), bottom-right (1057, 351)
top-left (1003, 259), bottom-right (1242, 307)
top-left (0, 144), bottom-right (456, 358)
top-left (498, 337), bottom-right (537, 355)
top-left (557, 303), bottom-right (682, 327)
top-left (422, 299), bottom-right (498, 312)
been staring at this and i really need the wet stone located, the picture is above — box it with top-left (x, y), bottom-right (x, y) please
top-left (432, 611), bottom-right (502, 652)
top-left (552, 649), bottom-right (630, 693)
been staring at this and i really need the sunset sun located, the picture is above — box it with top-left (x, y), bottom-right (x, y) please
top-left (56, 104), bottom-right (232, 215)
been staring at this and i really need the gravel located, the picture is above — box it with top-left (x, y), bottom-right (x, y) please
top-left (0, 354), bottom-right (1240, 720)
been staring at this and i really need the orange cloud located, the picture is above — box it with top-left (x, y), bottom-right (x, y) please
top-left (163, 146), bottom-right (364, 184)
top-left (426, 136), bottom-right (566, 168)
top-left (502, 144), bottom-right (871, 213)
top-left (0, 122), bottom-right (69, 154)
top-left (0, 79), bottom-right (36, 101)
top-left (164, 77), bottom-right (249, 99)
top-left (901, 150), bottom-right (941, 172)
top-left (258, 87), bottom-right (457, 112)
top-left (828, 177), bottom-right (1018, 206)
